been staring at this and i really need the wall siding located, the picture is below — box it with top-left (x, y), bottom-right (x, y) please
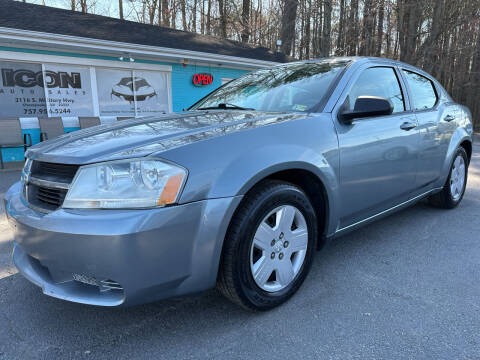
top-left (171, 63), bottom-right (247, 111)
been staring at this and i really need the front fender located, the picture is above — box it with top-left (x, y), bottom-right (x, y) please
top-left (214, 145), bottom-right (337, 196)
top-left (212, 144), bottom-right (339, 237)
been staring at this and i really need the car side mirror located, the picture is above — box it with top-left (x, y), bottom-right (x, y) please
top-left (339, 96), bottom-right (394, 123)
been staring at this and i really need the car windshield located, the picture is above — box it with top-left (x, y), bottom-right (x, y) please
top-left (190, 60), bottom-right (350, 112)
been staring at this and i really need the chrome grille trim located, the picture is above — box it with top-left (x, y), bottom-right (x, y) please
top-left (28, 177), bottom-right (70, 190)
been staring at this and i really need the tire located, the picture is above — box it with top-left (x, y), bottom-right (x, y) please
top-left (429, 147), bottom-right (469, 209)
top-left (217, 180), bottom-right (318, 311)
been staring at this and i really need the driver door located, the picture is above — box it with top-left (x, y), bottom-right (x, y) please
top-left (335, 66), bottom-right (420, 229)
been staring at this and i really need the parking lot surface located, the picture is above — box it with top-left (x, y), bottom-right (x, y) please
top-left (1, 140), bottom-right (479, 359)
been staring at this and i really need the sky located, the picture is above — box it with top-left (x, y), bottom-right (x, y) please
top-left (25, 0), bottom-right (126, 20)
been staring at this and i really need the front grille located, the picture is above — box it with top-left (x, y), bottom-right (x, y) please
top-left (25, 161), bottom-right (79, 212)
top-left (31, 161), bottom-right (79, 183)
top-left (28, 184), bottom-right (68, 210)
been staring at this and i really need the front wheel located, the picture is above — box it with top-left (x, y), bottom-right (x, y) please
top-left (429, 147), bottom-right (468, 209)
top-left (217, 180), bottom-right (318, 311)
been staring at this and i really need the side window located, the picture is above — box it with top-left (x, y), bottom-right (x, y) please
top-left (402, 70), bottom-right (437, 110)
top-left (347, 67), bottom-right (405, 113)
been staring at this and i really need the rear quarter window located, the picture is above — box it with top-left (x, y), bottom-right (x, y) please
top-left (402, 70), bottom-right (438, 110)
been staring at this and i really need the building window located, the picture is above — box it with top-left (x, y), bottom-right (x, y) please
top-left (45, 63), bottom-right (95, 116)
top-left (96, 68), bottom-right (170, 116)
top-left (0, 60), bottom-right (172, 118)
top-left (0, 61), bottom-right (48, 117)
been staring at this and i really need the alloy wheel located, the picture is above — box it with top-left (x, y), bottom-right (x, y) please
top-left (450, 154), bottom-right (466, 201)
top-left (249, 205), bottom-right (308, 292)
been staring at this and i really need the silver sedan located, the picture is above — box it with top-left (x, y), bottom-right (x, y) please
top-left (5, 57), bottom-right (473, 310)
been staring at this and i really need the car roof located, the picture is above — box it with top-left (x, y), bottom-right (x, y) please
top-left (290, 56), bottom-right (417, 69)
top-left (276, 56), bottom-right (439, 85)
top-left (303, 56), bottom-right (430, 76)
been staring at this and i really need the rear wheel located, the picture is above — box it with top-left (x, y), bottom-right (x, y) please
top-left (429, 147), bottom-right (468, 209)
top-left (217, 180), bottom-right (317, 311)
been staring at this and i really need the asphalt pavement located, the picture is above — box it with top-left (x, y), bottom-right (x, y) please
top-left (0, 140), bottom-right (479, 360)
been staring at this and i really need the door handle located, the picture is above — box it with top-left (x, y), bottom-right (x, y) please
top-left (400, 121), bottom-right (417, 131)
top-left (444, 114), bottom-right (455, 122)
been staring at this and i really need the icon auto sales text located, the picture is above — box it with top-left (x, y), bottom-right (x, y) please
top-left (1, 68), bottom-right (82, 89)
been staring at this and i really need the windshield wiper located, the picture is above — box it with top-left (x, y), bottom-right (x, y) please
top-left (197, 103), bottom-right (255, 111)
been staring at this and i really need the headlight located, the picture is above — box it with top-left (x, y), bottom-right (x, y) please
top-left (63, 159), bottom-right (187, 209)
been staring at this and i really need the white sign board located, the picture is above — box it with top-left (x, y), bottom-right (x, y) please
top-left (0, 61), bottom-right (47, 117)
top-left (96, 68), bottom-right (136, 116)
top-left (134, 70), bottom-right (170, 115)
top-left (0, 60), bottom-right (172, 119)
top-left (44, 64), bottom-right (94, 116)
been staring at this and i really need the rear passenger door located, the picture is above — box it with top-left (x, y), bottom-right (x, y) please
top-left (334, 65), bottom-right (420, 228)
top-left (401, 70), bottom-right (455, 189)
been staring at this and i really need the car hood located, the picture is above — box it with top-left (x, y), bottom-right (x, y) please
top-left (27, 111), bottom-right (311, 164)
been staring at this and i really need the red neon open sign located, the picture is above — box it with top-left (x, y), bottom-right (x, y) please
top-left (192, 73), bottom-right (213, 86)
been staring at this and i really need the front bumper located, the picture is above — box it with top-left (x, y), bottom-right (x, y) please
top-left (5, 181), bottom-right (242, 306)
